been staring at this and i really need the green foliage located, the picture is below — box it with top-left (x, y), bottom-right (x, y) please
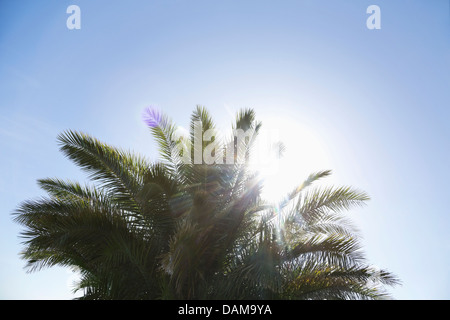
top-left (13, 106), bottom-right (400, 299)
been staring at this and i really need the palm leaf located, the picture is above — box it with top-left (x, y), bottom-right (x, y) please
top-left (57, 130), bottom-right (148, 212)
top-left (13, 106), bottom-right (400, 300)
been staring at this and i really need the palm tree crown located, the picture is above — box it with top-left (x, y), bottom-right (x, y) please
top-left (13, 106), bottom-right (400, 299)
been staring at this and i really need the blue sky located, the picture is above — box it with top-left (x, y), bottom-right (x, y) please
top-left (0, 0), bottom-right (449, 299)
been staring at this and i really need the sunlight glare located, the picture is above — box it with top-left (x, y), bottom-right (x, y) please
top-left (251, 116), bottom-right (333, 203)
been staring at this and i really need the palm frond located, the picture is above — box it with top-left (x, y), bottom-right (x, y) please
top-left (13, 106), bottom-right (400, 300)
top-left (57, 130), bottom-right (148, 211)
top-left (295, 185), bottom-right (370, 224)
top-left (37, 178), bottom-right (105, 203)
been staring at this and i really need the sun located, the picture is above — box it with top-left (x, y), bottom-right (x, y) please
top-left (249, 116), bottom-right (332, 203)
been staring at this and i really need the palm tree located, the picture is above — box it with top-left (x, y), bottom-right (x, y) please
top-left (13, 106), bottom-right (399, 299)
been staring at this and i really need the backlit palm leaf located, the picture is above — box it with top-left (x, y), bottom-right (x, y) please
top-left (13, 107), bottom-right (399, 299)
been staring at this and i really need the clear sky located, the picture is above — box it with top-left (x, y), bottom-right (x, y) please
top-left (0, 0), bottom-right (449, 299)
